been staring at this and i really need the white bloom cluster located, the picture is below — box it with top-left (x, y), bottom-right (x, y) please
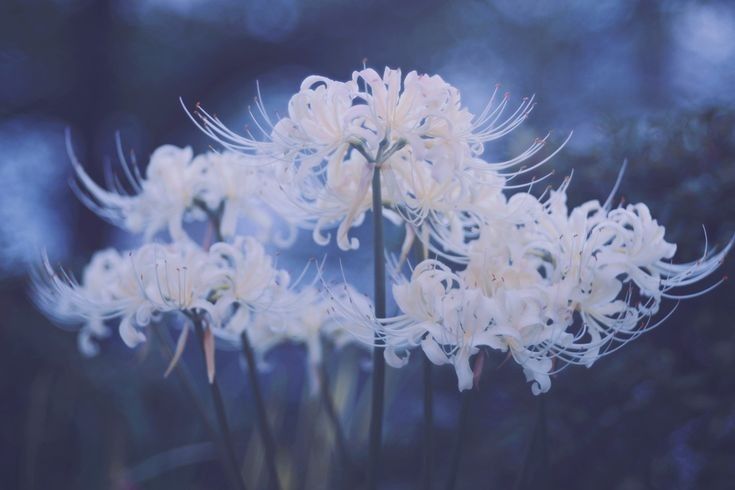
top-left (32, 66), bottom-right (731, 396)
top-left (198, 68), bottom-right (730, 395)
top-left (33, 138), bottom-right (357, 376)
top-left (191, 67), bottom-right (561, 252)
top-left (374, 188), bottom-right (732, 394)
top-left (33, 239), bottom-right (288, 353)
top-left (70, 138), bottom-right (297, 244)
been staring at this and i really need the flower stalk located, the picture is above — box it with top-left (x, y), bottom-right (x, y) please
top-left (241, 330), bottom-right (281, 490)
top-left (192, 317), bottom-right (248, 490)
top-left (514, 396), bottom-right (549, 490)
top-left (318, 356), bottom-right (357, 483)
top-left (444, 387), bottom-right (472, 490)
top-left (368, 156), bottom-right (387, 490)
top-left (415, 238), bottom-right (434, 490)
top-left (153, 325), bottom-right (217, 440)
top-left (445, 353), bottom-right (484, 490)
top-left (421, 352), bottom-right (434, 490)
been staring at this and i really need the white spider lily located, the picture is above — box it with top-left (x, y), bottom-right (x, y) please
top-left (334, 182), bottom-right (731, 394)
top-left (216, 286), bottom-right (365, 393)
top-left (32, 242), bottom-right (224, 352)
top-left (70, 141), bottom-right (204, 241)
top-left (142, 242), bottom-right (224, 321)
top-left (69, 134), bottom-right (286, 244)
top-left (209, 236), bottom-right (293, 315)
top-left (191, 67), bottom-right (560, 251)
top-left (31, 249), bottom-right (120, 356)
top-left (32, 247), bottom-right (157, 352)
top-left (191, 151), bottom-right (295, 242)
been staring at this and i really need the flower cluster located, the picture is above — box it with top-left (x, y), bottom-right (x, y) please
top-left (70, 138), bottom-right (298, 245)
top-left (32, 66), bottom-right (731, 396)
top-left (191, 67), bottom-right (560, 252)
top-left (186, 67), bottom-right (730, 395)
top-left (33, 140), bottom-right (359, 379)
top-left (33, 238), bottom-right (286, 349)
top-left (376, 189), bottom-right (731, 393)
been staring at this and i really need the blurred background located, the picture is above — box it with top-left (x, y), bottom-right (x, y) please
top-left (2, 0), bottom-right (735, 488)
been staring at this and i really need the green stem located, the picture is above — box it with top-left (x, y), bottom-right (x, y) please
top-left (444, 388), bottom-right (472, 490)
top-left (240, 330), bottom-right (281, 490)
top-left (414, 238), bottom-right (434, 490)
top-left (421, 353), bottom-right (434, 490)
top-left (153, 325), bottom-right (217, 439)
top-left (445, 352), bottom-right (486, 490)
top-left (192, 319), bottom-right (247, 490)
top-left (368, 161), bottom-right (387, 490)
top-left (513, 395), bottom-right (548, 490)
top-left (194, 199), bottom-right (225, 243)
top-left (318, 358), bottom-right (357, 484)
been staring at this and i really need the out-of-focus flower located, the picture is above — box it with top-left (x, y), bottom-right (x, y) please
top-left (69, 135), bottom-right (292, 244)
top-left (71, 142), bottom-right (203, 241)
top-left (209, 236), bottom-right (293, 315)
top-left (215, 285), bottom-right (366, 393)
top-left (31, 239), bottom-right (309, 358)
top-left (32, 243), bottom-right (214, 351)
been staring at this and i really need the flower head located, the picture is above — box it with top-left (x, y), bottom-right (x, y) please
top-left (190, 67), bottom-right (558, 251)
top-left (336, 179), bottom-right (731, 394)
top-left (69, 133), bottom-right (293, 244)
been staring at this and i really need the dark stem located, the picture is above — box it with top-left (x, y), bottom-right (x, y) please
top-left (413, 236), bottom-right (434, 490)
top-left (194, 199), bottom-right (225, 243)
top-left (513, 395), bottom-right (548, 490)
top-left (319, 358), bottom-right (358, 484)
top-left (192, 319), bottom-right (248, 490)
top-left (421, 353), bottom-right (434, 490)
top-left (240, 330), bottom-right (281, 490)
top-left (153, 325), bottom-right (217, 439)
top-left (368, 162), bottom-right (387, 490)
top-left (444, 388), bottom-right (472, 490)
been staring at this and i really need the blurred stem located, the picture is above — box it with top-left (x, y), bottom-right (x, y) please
top-left (368, 160), bottom-right (387, 490)
top-left (192, 319), bottom-right (248, 490)
top-left (240, 330), bottom-right (281, 490)
top-left (319, 358), bottom-right (359, 486)
top-left (445, 353), bottom-right (485, 490)
top-left (153, 325), bottom-right (217, 440)
top-left (195, 199), bottom-right (225, 243)
top-left (415, 237), bottom-right (434, 490)
top-left (444, 388), bottom-right (472, 490)
top-left (22, 371), bottom-right (53, 490)
top-left (513, 395), bottom-right (549, 490)
top-left (421, 353), bottom-right (434, 490)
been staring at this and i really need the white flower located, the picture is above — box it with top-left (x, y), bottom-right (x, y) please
top-left (339, 180), bottom-right (731, 394)
top-left (71, 141), bottom-right (203, 241)
top-left (31, 242), bottom-right (228, 351)
top-left (69, 134), bottom-right (288, 244)
top-left (208, 236), bottom-right (292, 315)
top-left (191, 150), bottom-right (298, 243)
top-left (31, 249), bottom-right (119, 356)
top-left (219, 286), bottom-right (365, 392)
top-left (190, 67), bottom-right (557, 251)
